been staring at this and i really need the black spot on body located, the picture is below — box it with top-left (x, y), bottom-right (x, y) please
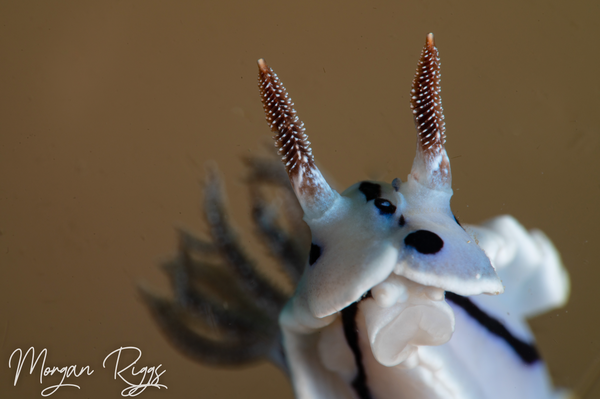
top-left (308, 243), bottom-right (321, 266)
top-left (445, 292), bottom-right (541, 365)
top-left (341, 302), bottom-right (373, 399)
top-left (399, 215), bottom-right (406, 227)
top-left (358, 182), bottom-right (381, 202)
top-left (374, 198), bottom-right (396, 215)
top-left (404, 230), bottom-right (444, 254)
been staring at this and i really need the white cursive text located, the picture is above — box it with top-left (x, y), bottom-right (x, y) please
top-left (8, 347), bottom-right (94, 396)
top-left (103, 346), bottom-right (167, 397)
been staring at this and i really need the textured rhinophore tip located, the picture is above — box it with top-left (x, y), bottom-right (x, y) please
top-left (410, 33), bottom-right (446, 157)
top-left (257, 59), bottom-right (338, 219)
top-left (257, 58), bottom-right (315, 179)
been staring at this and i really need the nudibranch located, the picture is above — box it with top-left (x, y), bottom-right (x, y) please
top-left (141, 34), bottom-right (570, 399)
top-left (257, 33), bottom-right (570, 399)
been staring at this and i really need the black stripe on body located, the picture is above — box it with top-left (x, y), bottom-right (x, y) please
top-left (341, 301), bottom-right (373, 399)
top-left (445, 292), bottom-right (540, 365)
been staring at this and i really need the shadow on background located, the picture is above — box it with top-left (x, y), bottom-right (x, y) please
top-left (1, 1), bottom-right (599, 398)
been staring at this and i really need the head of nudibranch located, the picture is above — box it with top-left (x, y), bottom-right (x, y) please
top-left (257, 33), bottom-right (503, 320)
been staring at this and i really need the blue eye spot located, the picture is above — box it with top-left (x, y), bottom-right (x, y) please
top-left (374, 198), bottom-right (396, 215)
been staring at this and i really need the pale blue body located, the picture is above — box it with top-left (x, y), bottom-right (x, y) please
top-left (256, 35), bottom-right (570, 399)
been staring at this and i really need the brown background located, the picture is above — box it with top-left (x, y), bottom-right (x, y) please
top-left (1, 1), bottom-right (599, 398)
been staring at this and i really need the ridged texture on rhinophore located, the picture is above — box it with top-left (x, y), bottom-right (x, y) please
top-left (410, 34), bottom-right (446, 156)
top-left (257, 59), bottom-right (338, 220)
top-left (257, 59), bottom-right (314, 178)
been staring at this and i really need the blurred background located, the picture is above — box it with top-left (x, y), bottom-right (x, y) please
top-left (1, 1), bottom-right (599, 398)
